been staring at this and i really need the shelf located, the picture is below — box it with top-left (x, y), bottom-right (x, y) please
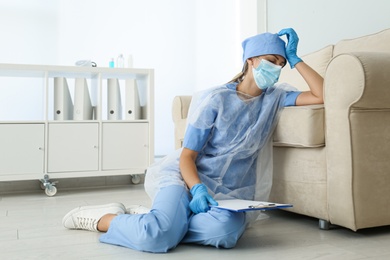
top-left (0, 63), bottom-right (154, 195)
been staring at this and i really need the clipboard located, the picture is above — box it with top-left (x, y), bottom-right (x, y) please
top-left (213, 199), bottom-right (292, 212)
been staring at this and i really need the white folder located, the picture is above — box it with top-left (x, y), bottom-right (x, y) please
top-left (107, 78), bottom-right (122, 120)
top-left (54, 77), bottom-right (73, 120)
top-left (125, 79), bottom-right (141, 120)
top-left (73, 78), bottom-right (93, 120)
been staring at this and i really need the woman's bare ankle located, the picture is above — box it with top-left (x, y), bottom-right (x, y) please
top-left (97, 213), bottom-right (117, 232)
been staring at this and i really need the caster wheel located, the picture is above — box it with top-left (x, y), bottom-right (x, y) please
top-left (131, 175), bottom-right (141, 184)
top-left (45, 186), bottom-right (57, 197)
top-left (40, 183), bottom-right (46, 190)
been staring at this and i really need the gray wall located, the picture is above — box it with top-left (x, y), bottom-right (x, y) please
top-left (266, 0), bottom-right (390, 55)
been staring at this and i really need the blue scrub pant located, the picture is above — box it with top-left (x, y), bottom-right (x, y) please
top-left (99, 185), bottom-right (247, 253)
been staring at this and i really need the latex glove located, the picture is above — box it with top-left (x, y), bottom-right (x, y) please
top-left (189, 183), bottom-right (218, 214)
top-left (278, 28), bottom-right (303, 68)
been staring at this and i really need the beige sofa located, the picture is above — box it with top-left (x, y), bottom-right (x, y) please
top-left (171, 29), bottom-right (390, 231)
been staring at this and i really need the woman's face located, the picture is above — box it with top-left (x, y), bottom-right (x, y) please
top-left (251, 54), bottom-right (286, 68)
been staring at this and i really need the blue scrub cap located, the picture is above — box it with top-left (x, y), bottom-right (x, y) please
top-left (242, 33), bottom-right (286, 63)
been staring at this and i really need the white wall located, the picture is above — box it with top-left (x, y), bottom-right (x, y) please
top-left (0, 0), bottom-right (58, 64)
top-left (266, 0), bottom-right (390, 56)
top-left (194, 1), bottom-right (258, 91)
top-left (0, 0), bottom-right (58, 121)
top-left (55, 0), bottom-right (259, 156)
top-left (0, 0), bottom-right (259, 156)
top-left (56, 0), bottom-right (199, 157)
top-left (4, 0), bottom-right (387, 156)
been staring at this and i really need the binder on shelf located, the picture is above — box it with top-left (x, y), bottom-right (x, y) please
top-left (214, 199), bottom-right (293, 212)
top-left (54, 77), bottom-right (73, 120)
top-left (107, 78), bottom-right (122, 120)
top-left (73, 78), bottom-right (93, 120)
top-left (125, 79), bottom-right (141, 120)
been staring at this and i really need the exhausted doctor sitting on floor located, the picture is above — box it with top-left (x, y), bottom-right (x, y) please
top-left (63, 28), bottom-right (324, 253)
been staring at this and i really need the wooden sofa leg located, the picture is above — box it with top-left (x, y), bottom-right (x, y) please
top-left (319, 219), bottom-right (330, 230)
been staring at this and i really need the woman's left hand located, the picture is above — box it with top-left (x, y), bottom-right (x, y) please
top-left (189, 183), bottom-right (218, 214)
top-left (278, 28), bottom-right (303, 68)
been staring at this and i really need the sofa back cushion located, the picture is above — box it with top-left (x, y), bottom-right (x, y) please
top-left (334, 28), bottom-right (390, 56)
top-left (278, 45), bottom-right (333, 91)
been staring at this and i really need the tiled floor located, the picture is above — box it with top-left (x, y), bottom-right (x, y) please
top-left (1, 184), bottom-right (390, 259)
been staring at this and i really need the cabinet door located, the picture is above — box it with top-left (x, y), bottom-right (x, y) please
top-left (0, 124), bottom-right (44, 175)
top-left (48, 123), bottom-right (98, 172)
top-left (102, 123), bottom-right (149, 170)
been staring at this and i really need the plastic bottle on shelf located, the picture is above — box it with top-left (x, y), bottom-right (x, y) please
top-left (116, 54), bottom-right (125, 68)
top-left (109, 58), bottom-right (115, 68)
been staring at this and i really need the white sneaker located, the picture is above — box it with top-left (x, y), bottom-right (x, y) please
top-left (126, 205), bottom-right (151, 214)
top-left (62, 202), bottom-right (126, 232)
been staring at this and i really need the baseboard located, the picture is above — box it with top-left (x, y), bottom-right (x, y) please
top-left (0, 174), bottom-right (145, 195)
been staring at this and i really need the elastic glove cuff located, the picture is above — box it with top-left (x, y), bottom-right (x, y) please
top-left (290, 57), bottom-right (303, 69)
top-left (190, 183), bottom-right (206, 196)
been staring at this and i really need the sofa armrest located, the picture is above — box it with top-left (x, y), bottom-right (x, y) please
top-left (325, 52), bottom-right (390, 109)
top-left (172, 96), bottom-right (192, 122)
top-left (172, 96), bottom-right (192, 149)
top-left (324, 52), bottom-right (390, 230)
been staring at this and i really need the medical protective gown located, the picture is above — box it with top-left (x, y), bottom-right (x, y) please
top-left (100, 82), bottom-right (297, 252)
top-left (145, 82), bottom-right (288, 202)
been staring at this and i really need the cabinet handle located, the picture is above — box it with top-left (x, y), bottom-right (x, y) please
top-left (38, 147), bottom-right (44, 151)
top-left (93, 145), bottom-right (98, 149)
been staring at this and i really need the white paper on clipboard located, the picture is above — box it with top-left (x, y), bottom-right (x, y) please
top-left (213, 199), bottom-right (292, 212)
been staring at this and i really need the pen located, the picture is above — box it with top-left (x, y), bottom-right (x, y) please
top-left (248, 203), bottom-right (276, 209)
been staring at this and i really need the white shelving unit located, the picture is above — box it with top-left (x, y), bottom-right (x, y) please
top-left (0, 63), bottom-right (154, 196)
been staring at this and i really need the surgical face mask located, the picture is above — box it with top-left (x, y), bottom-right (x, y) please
top-left (252, 59), bottom-right (282, 90)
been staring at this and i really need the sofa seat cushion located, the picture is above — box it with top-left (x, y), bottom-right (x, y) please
top-left (273, 105), bottom-right (325, 147)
